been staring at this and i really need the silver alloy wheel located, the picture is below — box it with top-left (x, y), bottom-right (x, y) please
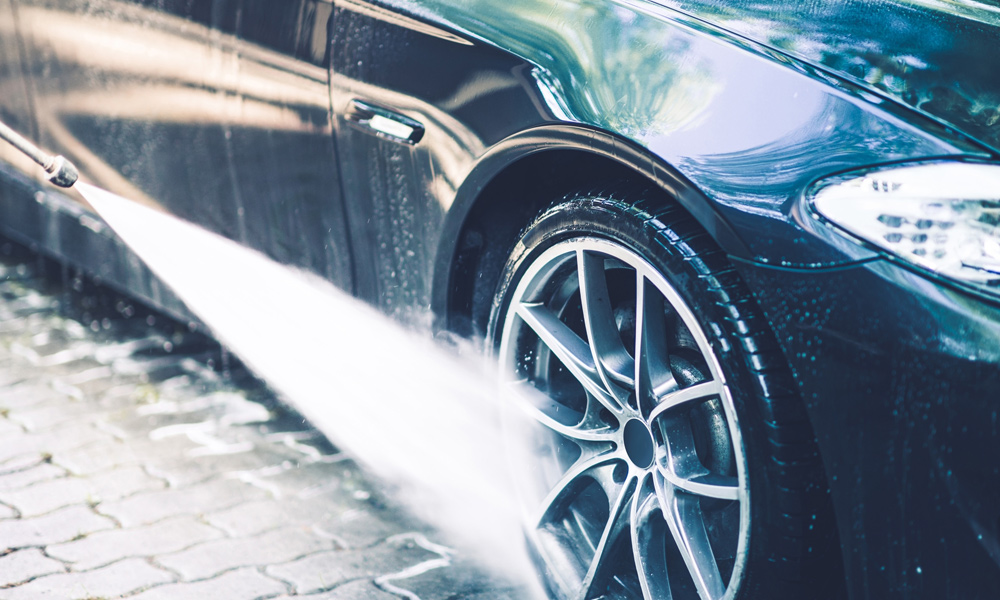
top-left (498, 237), bottom-right (750, 600)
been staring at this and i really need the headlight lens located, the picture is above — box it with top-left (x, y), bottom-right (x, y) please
top-left (812, 162), bottom-right (1000, 290)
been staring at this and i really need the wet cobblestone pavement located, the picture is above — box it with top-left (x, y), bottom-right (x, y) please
top-left (0, 242), bottom-right (524, 599)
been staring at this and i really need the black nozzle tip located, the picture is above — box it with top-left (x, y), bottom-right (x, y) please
top-left (46, 156), bottom-right (79, 188)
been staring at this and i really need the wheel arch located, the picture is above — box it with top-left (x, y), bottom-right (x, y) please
top-left (433, 124), bottom-right (751, 339)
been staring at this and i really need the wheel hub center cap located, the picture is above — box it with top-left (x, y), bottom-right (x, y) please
top-left (623, 419), bottom-right (655, 468)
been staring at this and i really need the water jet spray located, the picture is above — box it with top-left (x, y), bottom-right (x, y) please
top-left (0, 116), bottom-right (546, 597)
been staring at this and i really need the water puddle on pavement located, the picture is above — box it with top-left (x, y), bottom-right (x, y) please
top-left (75, 183), bottom-right (546, 597)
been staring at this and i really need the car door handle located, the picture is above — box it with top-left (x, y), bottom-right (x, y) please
top-left (346, 100), bottom-right (425, 144)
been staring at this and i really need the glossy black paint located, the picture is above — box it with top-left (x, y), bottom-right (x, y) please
top-left (7, 0), bottom-right (351, 288)
top-left (0, 0), bottom-right (998, 597)
top-left (328, 0), bottom-right (993, 332)
top-left (664, 0), bottom-right (1000, 153)
top-left (737, 257), bottom-right (1000, 599)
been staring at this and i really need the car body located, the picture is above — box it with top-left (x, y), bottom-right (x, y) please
top-left (0, 0), bottom-right (998, 598)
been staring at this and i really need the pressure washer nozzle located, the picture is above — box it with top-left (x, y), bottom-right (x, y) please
top-left (0, 118), bottom-right (79, 188)
top-left (44, 155), bottom-right (79, 188)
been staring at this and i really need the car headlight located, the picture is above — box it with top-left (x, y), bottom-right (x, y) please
top-left (811, 162), bottom-right (1000, 291)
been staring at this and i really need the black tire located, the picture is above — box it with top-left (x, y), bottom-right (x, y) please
top-left (486, 187), bottom-right (842, 600)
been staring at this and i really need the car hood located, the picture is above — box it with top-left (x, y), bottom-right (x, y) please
top-left (661, 0), bottom-right (1000, 154)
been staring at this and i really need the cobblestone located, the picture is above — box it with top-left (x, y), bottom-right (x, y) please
top-left (315, 505), bottom-right (415, 550)
top-left (0, 417), bottom-right (23, 437)
top-left (205, 498), bottom-right (297, 537)
top-left (0, 505), bottom-right (116, 551)
top-left (0, 465), bottom-right (165, 517)
top-left (157, 525), bottom-right (337, 580)
top-left (145, 444), bottom-right (303, 488)
top-left (277, 579), bottom-right (399, 599)
top-left (47, 515), bottom-right (224, 571)
top-left (51, 434), bottom-right (198, 476)
top-left (0, 453), bottom-right (51, 476)
top-left (0, 461), bottom-right (66, 491)
top-left (0, 557), bottom-right (174, 599)
top-left (98, 477), bottom-right (269, 527)
top-left (0, 548), bottom-right (66, 586)
top-left (7, 398), bottom-right (115, 431)
top-left (0, 243), bottom-right (531, 598)
top-left (0, 381), bottom-right (70, 411)
top-left (202, 492), bottom-right (413, 550)
top-left (129, 567), bottom-right (289, 600)
top-left (266, 536), bottom-right (443, 595)
top-left (0, 419), bottom-right (111, 467)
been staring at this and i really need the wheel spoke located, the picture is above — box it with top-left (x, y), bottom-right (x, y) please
top-left (653, 387), bottom-right (740, 501)
top-left (648, 380), bottom-right (724, 422)
top-left (517, 302), bottom-right (624, 415)
top-left (512, 382), bottom-right (617, 443)
top-left (660, 469), bottom-right (740, 501)
top-left (634, 275), bottom-right (679, 418)
top-left (577, 250), bottom-right (635, 394)
top-left (534, 452), bottom-right (623, 527)
top-left (654, 475), bottom-right (726, 600)
top-left (577, 474), bottom-right (637, 600)
top-left (631, 473), bottom-right (671, 600)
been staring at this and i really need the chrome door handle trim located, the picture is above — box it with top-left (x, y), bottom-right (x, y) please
top-left (346, 100), bottom-right (425, 145)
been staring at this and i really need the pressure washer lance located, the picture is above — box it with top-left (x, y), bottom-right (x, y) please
top-left (0, 119), bottom-right (78, 188)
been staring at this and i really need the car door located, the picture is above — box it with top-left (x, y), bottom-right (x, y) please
top-left (11, 0), bottom-right (353, 288)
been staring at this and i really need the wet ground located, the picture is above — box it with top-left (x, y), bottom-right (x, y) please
top-left (0, 240), bottom-right (526, 599)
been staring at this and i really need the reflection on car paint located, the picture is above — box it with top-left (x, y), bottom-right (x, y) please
top-left (10, 0), bottom-right (352, 288)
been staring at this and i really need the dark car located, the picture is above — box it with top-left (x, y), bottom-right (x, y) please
top-left (1, 0), bottom-right (998, 598)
